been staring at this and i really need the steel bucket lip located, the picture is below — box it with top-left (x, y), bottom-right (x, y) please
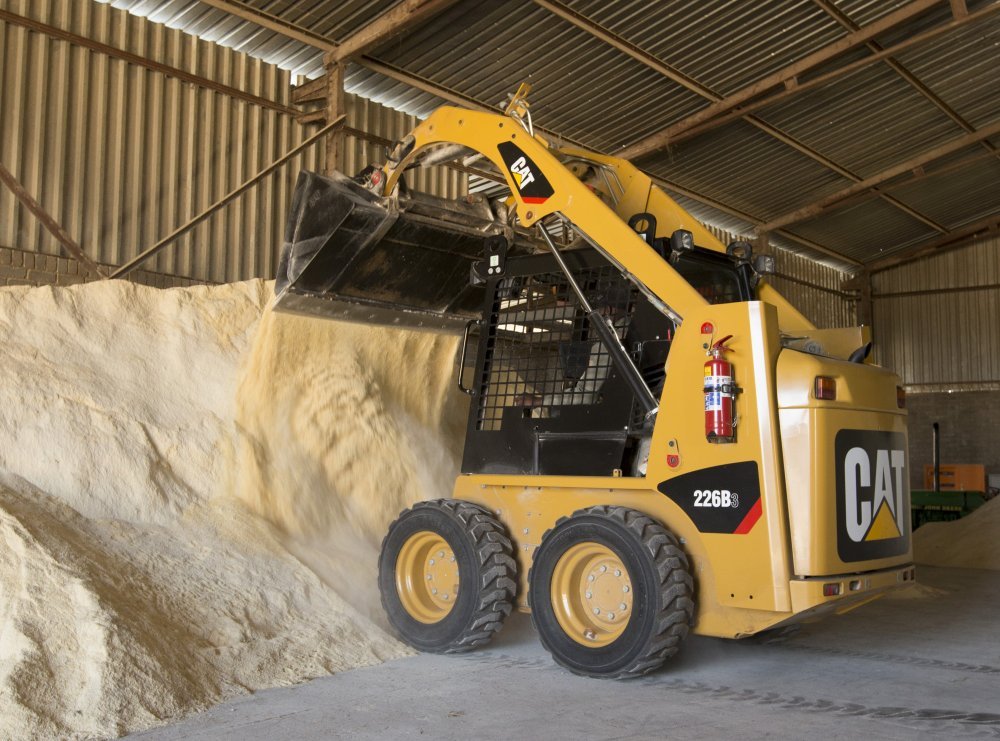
top-left (274, 169), bottom-right (524, 331)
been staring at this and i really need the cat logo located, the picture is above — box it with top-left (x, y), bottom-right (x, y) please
top-left (509, 156), bottom-right (536, 191)
top-left (835, 430), bottom-right (910, 561)
top-left (497, 141), bottom-right (554, 205)
top-left (844, 447), bottom-right (906, 542)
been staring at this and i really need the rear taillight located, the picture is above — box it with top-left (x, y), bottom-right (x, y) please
top-left (814, 376), bottom-right (837, 401)
top-left (823, 583), bottom-right (841, 597)
top-left (897, 386), bottom-right (906, 408)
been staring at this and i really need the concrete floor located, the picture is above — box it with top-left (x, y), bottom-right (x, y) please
top-left (135, 566), bottom-right (1000, 740)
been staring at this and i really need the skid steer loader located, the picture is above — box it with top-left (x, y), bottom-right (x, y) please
top-left (274, 86), bottom-right (913, 678)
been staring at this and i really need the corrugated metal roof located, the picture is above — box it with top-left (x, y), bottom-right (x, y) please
top-left (563, 0), bottom-right (848, 97)
top-left (94, 0), bottom-right (1000, 270)
top-left (639, 118), bottom-right (854, 222)
top-left (753, 61), bottom-right (964, 178)
top-left (892, 11), bottom-right (1000, 128)
top-left (786, 198), bottom-right (939, 263)
top-left (886, 154), bottom-right (1000, 230)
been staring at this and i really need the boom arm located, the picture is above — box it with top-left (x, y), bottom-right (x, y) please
top-left (380, 107), bottom-right (711, 327)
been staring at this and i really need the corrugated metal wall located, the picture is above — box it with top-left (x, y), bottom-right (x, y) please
top-left (0, 0), bottom-right (464, 283)
top-left (872, 233), bottom-right (1000, 391)
top-left (768, 249), bottom-right (856, 329)
top-left (703, 224), bottom-right (855, 329)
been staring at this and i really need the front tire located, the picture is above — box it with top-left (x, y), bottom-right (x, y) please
top-left (529, 505), bottom-right (694, 678)
top-left (378, 499), bottom-right (517, 653)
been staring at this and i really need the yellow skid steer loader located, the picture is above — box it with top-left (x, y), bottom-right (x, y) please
top-left (274, 87), bottom-right (913, 678)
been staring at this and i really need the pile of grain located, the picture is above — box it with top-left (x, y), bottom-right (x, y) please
top-left (913, 495), bottom-right (1000, 570)
top-left (0, 279), bottom-right (465, 738)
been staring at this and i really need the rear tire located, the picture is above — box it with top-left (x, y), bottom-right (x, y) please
top-left (529, 505), bottom-right (693, 678)
top-left (378, 499), bottom-right (517, 653)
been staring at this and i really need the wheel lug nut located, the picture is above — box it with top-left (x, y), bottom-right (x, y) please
top-left (439, 551), bottom-right (445, 557)
top-left (623, 585), bottom-right (629, 593)
top-left (432, 588), bottom-right (438, 594)
top-left (600, 565), bottom-right (607, 573)
top-left (450, 557), bottom-right (456, 562)
top-left (620, 602), bottom-right (627, 610)
top-left (593, 608), bottom-right (601, 615)
top-left (427, 575), bottom-right (433, 580)
top-left (429, 559), bottom-right (435, 565)
top-left (614, 569), bottom-right (621, 577)
top-left (586, 591), bottom-right (592, 599)
top-left (443, 594), bottom-right (449, 600)
top-left (608, 612), bottom-right (615, 620)
top-left (588, 575), bottom-right (595, 582)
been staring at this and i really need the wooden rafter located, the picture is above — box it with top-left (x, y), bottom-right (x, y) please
top-left (618, 0), bottom-right (942, 161)
top-left (533, 0), bottom-right (946, 252)
top-left (812, 0), bottom-right (999, 163)
top-left (327, 0), bottom-right (461, 63)
top-left (662, 3), bottom-right (1000, 147)
top-left (870, 213), bottom-right (1000, 272)
top-left (757, 118), bottom-right (1000, 233)
top-left (193, 0), bottom-right (858, 263)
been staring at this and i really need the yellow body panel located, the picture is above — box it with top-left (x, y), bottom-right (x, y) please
top-left (777, 349), bottom-right (911, 576)
top-left (372, 103), bottom-right (912, 639)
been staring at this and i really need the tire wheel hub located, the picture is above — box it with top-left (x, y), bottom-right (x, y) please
top-left (395, 531), bottom-right (459, 624)
top-left (551, 542), bottom-right (633, 647)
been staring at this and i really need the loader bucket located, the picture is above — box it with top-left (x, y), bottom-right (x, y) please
top-left (273, 170), bottom-right (503, 332)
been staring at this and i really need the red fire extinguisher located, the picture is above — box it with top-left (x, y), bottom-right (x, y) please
top-left (704, 335), bottom-right (737, 444)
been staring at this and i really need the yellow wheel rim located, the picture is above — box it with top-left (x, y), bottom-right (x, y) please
top-left (395, 530), bottom-right (459, 624)
top-left (551, 542), bottom-right (633, 647)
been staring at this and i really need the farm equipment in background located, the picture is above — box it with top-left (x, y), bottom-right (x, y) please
top-left (911, 453), bottom-right (996, 529)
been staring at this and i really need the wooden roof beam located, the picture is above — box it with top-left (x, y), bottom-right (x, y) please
top-left (327, 0), bottom-right (461, 63)
top-left (869, 213), bottom-right (1000, 272)
top-left (812, 0), bottom-right (1000, 163)
top-left (663, 3), bottom-right (1000, 147)
top-left (757, 118), bottom-right (1000, 233)
top-left (619, 0), bottom-right (942, 160)
top-left (534, 0), bottom-right (942, 246)
top-left (198, 0), bottom-right (856, 265)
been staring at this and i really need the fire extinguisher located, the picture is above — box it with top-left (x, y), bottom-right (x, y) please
top-left (704, 335), bottom-right (737, 444)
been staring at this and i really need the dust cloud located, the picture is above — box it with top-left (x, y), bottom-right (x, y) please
top-left (231, 307), bottom-right (469, 621)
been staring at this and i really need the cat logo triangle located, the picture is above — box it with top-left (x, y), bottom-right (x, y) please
top-left (865, 500), bottom-right (902, 541)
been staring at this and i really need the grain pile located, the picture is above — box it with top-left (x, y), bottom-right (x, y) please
top-left (0, 279), bottom-right (466, 738)
top-left (913, 496), bottom-right (1000, 570)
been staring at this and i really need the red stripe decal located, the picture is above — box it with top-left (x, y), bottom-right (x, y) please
top-left (733, 498), bottom-right (762, 535)
top-left (521, 196), bottom-right (549, 204)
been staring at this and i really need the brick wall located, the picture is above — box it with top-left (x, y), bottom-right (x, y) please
top-left (0, 245), bottom-right (208, 289)
top-left (905, 391), bottom-right (1000, 489)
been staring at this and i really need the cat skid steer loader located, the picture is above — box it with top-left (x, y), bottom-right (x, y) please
top-left (274, 87), bottom-right (914, 678)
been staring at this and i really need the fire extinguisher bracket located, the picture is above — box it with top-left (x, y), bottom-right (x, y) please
top-left (704, 334), bottom-right (739, 444)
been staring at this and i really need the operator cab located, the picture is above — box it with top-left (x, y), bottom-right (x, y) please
top-left (460, 239), bottom-right (757, 479)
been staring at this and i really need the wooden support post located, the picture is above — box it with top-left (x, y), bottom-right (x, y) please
top-left (0, 160), bottom-right (107, 278)
top-left (843, 269), bottom-right (873, 325)
top-left (324, 61), bottom-right (346, 176)
top-left (755, 231), bottom-right (771, 256)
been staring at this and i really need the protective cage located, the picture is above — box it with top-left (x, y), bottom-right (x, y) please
top-left (461, 247), bottom-right (675, 477)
